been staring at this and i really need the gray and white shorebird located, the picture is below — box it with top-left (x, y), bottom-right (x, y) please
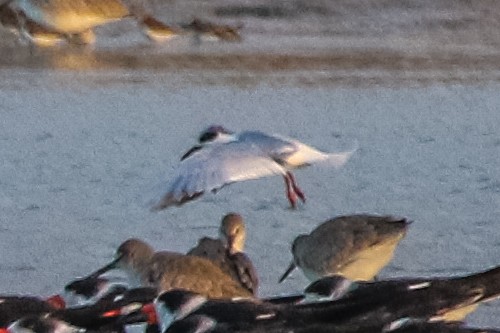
top-left (279, 214), bottom-right (411, 283)
top-left (150, 125), bottom-right (356, 210)
top-left (93, 238), bottom-right (254, 300)
top-left (187, 213), bottom-right (259, 296)
top-left (2, 0), bottom-right (131, 45)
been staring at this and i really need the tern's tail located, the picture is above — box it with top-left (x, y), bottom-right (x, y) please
top-left (322, 140), bottom-right (358, 168)
top-left (285, 140), bottom-right (358, 169)
top-left (326, 144), bottom-right (357, 168)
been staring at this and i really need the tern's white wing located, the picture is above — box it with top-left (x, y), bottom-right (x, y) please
top-left (151, 141), bottom-right (288, 210)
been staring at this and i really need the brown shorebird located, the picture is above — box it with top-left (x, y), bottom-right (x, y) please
top-left (0, 3), bottom-right (66, 46)
top-left (150, 125), bottom-right (356, 210)
top-left (187, 213), bottom-right (259, 296)
top-left (279, 214), bottom-right (411, 283)
top-left (1, 0), bottom-right (187, 47)
top-left (137, 14), bottom-right (181, 43)
top-left (122, 3), bottom-right (181, 43)
top-left (4, 0), bottom-right (131, 45)
top-left (181, 18), bottom-right (242, 42)
top-left (94, 238), bottom-right (254, 300)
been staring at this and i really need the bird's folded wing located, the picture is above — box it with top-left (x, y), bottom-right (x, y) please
top-left (231, 252), bottom-right (259, 296)
top-left (151, 142), bottom-right (287, 210)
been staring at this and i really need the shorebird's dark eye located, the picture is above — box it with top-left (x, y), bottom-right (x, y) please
top-left (199, 131), bottom-right (217, 143)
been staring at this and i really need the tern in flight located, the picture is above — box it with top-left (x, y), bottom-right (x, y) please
top-left (151, 125), bottom-right (356, 210)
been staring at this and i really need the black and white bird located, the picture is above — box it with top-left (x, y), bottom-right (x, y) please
top-left (303, 265), bottom-right (500, 322)
top-left (152, 272), bottom-right (500, 333)
top-left (150, 125), bottom-right (356, 210)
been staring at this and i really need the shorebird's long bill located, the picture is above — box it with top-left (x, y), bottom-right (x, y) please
top-left (88, 254), bottom-right (124, 278)
top-left (278, 261), bottom-right (297, 283)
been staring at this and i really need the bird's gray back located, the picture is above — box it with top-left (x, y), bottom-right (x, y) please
top-left (296, 215), bottom-right (409, 274)
top-left (171, 137), bottom-right (289, 193)
top-left (237, 131), bottom-right (297, 161)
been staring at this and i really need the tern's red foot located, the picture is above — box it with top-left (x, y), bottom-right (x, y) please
top-left (286, 172), bottom-right (306, 204)
top-left (284, 173), bottom-right (298, 209)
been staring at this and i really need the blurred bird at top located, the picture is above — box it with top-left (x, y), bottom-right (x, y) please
top-left (150, 125), bottom-right (356, 210)
top-left (0, 0), bottom-right (179, 46)
top-left (3, 0), bottom-right (130, 45)
top-left (181, 18), bottom-right (243, 43)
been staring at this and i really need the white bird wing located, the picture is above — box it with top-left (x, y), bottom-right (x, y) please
top-left (151, 141), bottom-right (288, 210)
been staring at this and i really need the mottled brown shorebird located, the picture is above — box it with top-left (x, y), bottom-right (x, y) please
top-left (95, 238), bottom-right (254, 300)
top-left (187, 213), bottom-right (259, 296)
top-left (279, 214), bottom-right (411, 283)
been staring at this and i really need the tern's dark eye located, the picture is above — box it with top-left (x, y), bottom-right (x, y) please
top-left (199, 131), bottom-right (217, 143)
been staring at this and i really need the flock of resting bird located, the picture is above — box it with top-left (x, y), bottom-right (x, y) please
top-left (0, 0), bottom-right (242, 47)
top-left (0, 2), bottom-right (497, 333)
top-left (1, 125), bottom-right (499, 333)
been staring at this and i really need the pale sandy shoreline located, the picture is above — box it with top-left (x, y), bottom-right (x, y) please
top-left (1, 48), bottom-right (499, 87)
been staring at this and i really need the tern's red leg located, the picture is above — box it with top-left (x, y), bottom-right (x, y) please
top-left (286, 171), bottom-right (306, 203)
top-left (283, 174), bottom-right (297, 209)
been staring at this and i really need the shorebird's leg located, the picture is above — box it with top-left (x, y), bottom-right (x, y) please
top-left (283, 173), bottom-right (297, 209)
top-left (286, 171), bottom-right (305, 203)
